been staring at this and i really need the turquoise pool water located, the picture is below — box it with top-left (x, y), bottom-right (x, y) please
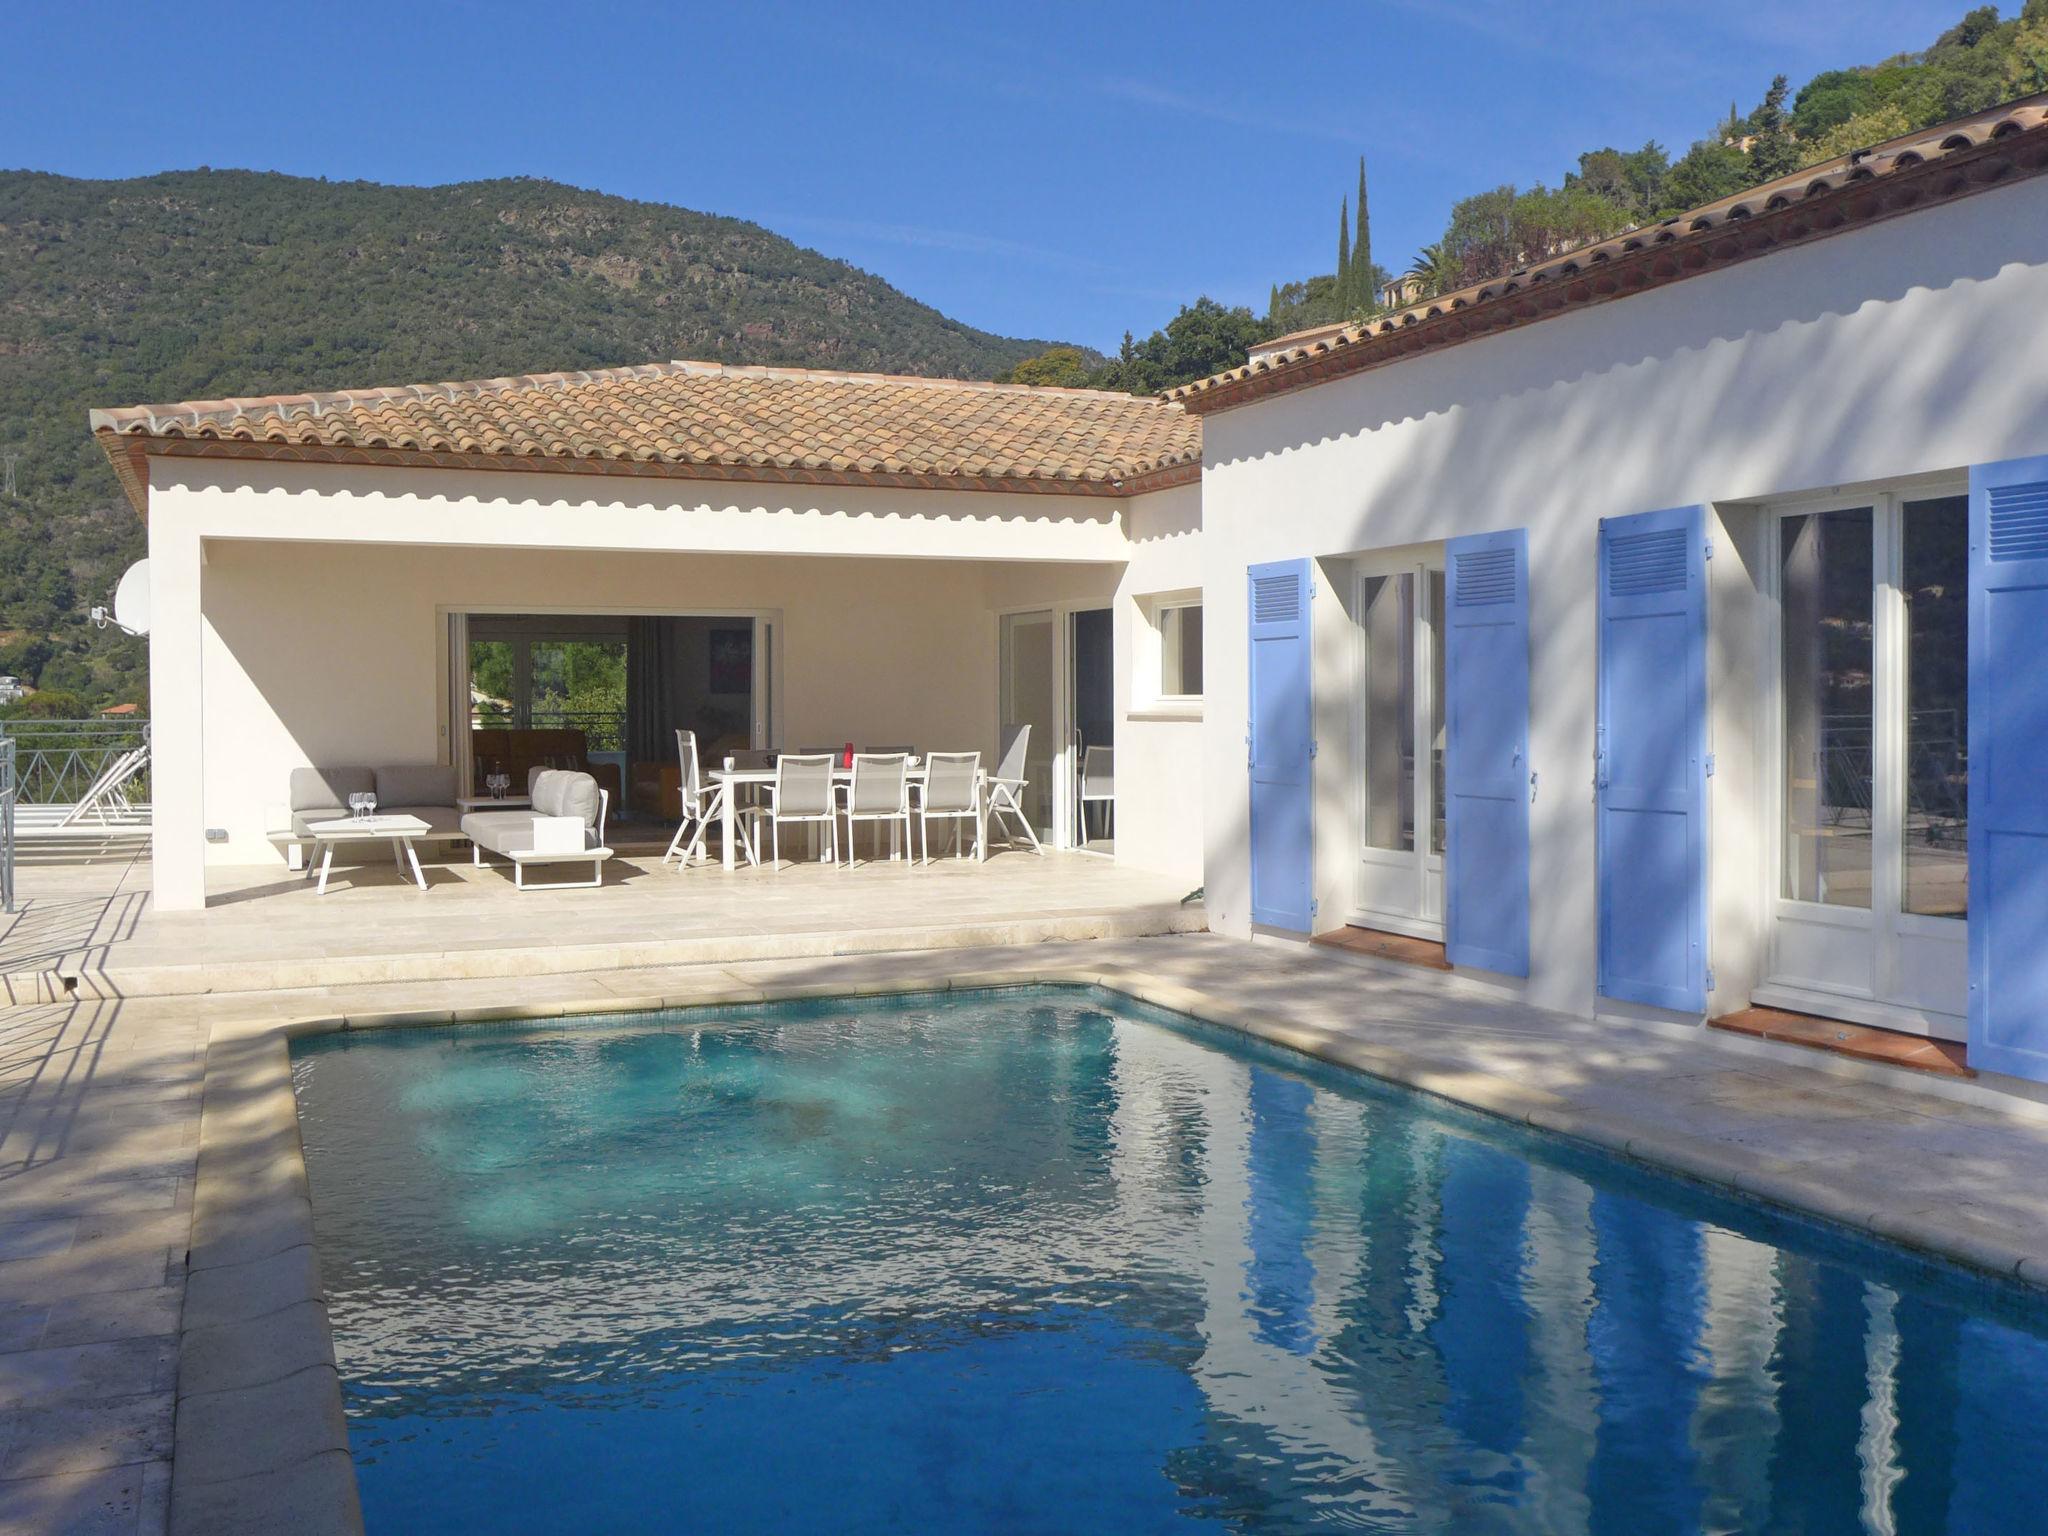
top-left (293, 987), bottom-right (2048, 1534)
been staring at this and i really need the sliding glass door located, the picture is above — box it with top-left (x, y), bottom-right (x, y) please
top-left (453, 609), bottom-right (776, 820)
top-left (1766, 489), bottom-right (1968, 1034)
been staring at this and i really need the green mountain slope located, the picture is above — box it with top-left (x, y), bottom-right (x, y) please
top-left (0, 169), bottom-right (1068, 705)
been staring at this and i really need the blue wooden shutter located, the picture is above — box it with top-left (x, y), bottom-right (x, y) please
top-left (1444, 529), bottom-right (1532, 976)
top-left (1248, 560), bottom-right (1314, 930)
top-left (1596, 505), bottom-right (1708, 1012)
top-left (1968, 456), bottom-right (2048, 1081)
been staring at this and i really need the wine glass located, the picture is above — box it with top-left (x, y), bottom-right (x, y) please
top-left (486, 771), bottom-right (510, 801)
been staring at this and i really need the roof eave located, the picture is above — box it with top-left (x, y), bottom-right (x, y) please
top-left (95, 429), bottom-right (151, 517)
top-left (104, 434), bottom-right (1200, 502)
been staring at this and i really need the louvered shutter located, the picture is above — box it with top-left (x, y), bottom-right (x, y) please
top-left (1596, 506), bottom-right (1709, 1011)
top-left (1248, 561), bottom-right (1314, 930)
top-left (1445, 529), bottom-right (1532, 975)
top-left (1968, 456), bottom-right (2048, 1079)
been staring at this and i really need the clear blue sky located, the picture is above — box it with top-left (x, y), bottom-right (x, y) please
top-left (2, 0), bottom-right (1974, 353)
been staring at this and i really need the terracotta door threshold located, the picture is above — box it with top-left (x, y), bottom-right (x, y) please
top-left (1312, 925), bottom-right (1452, 972)
top-left (1710, 1005), bottom-right (1974, 1079)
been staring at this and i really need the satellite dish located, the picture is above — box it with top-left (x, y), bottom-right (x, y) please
top-left (111, 560), bottom-right (150, 637)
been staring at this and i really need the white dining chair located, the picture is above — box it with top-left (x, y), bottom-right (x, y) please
top-left (837, 752), bottom-right (912, 866)
top-left (986, 723), bottom-right (1043, 854)
top-left (747, 753), bottom-right (837, 868)
top-left (912, 751), bottom-right (982, 863)
top-left (663, 728), bottom-right (753, 868)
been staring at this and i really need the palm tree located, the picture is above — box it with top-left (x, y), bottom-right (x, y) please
top-left (1404, 242), bottom-right (1461, 301)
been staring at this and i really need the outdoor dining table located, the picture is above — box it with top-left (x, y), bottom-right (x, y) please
top-left (708, 763), bottom-right (987, 871)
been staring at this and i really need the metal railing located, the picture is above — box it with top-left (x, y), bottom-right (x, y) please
top-left (1, 738), bottom-right (15, 913)
top-left (0, 719), bottom-right (152, 806)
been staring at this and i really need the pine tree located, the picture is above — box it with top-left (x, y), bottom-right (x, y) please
top-left (1337, 197), bottom-right (1351, 298)
top-left (1355, 156), bottom-right (1372, 311)
top-left (1267, 283), bottom-right (1281, 320)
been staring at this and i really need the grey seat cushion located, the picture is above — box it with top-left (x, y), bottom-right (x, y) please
top-left (530, 770), bottom-right (601, 828)
top-left (460, 810), bottom-right (536, 856)
top-left (376, 764), bottom-right (457, 808)
top-left (290, 766), bottom-right (373, 813)
top-left (460, 808), bottom-right (599, 857)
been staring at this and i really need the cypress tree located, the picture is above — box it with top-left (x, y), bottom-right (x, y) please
top-left (1337, 197), bottom-right (1351, 298)
top-left (1355, 156), bottom-right (1371, 310)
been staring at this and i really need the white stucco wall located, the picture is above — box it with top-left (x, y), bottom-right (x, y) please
top-left (146, 458), bottom-right (1188, 907)
top-left (1194, 176), bottom-right (2048, 1021)
top-left (1117, 483), bottom-right (1205, 888)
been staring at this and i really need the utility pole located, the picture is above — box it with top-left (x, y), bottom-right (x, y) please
top-left (1, 453), bottom-right (17, 498)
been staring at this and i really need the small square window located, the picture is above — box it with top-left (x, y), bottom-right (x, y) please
top-left (1160, 603), bottom-right (1203, 698)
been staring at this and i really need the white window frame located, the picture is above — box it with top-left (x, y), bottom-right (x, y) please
top-left (1754, 475), bottom-right (1969, 1037)
top-left (1347, 555), bottom-right (1446, 940)
top-left (1132, 589), bottom-right (1204, 720)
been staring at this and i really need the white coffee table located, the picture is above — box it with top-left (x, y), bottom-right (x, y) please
top-left (306, 814), bottom-right (433, 895)
top-left (456, 794), bottom-right (531, 812)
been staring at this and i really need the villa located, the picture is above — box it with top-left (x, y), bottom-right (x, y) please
top-left (11, 87), bottom-right (2048, 1536)
top-left (90, 91), bottom-right (2048, 1084)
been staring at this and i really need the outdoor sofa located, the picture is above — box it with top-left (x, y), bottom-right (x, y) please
top-left (272, 764), bottom-right (464, 871)
top-left (461, 768), bottom-right (613, 889)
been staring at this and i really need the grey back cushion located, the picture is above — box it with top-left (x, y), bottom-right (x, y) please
top-left (376, 764), bottom-right (457, 807)
top-left (290, 766), bottom-right (374, 812)
top-left (532, 769), bottom-right (600, 827)
top-left (530, 769), bottom-right (562, 818)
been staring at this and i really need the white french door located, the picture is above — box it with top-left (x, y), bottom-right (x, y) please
top-left (1761, 486), bottom-right (1969, 1037)
top-left (1350, 559), bottom-right (1446, 938)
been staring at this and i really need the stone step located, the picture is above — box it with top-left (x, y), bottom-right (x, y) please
top-left (4, 904), bottom-right (1208, 1005)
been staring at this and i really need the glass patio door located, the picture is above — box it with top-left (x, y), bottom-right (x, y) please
top-left (999, 610), bottom-right (1059, 846)
top-left (1068, 607), bottom-right (1114, 856)
top-left (1766, 489), bottom-right (1968, 1036)
top-left (1352, 561), bottom-right (1446, 937)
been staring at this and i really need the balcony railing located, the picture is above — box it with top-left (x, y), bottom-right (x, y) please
top-left (1, 738), bottom-right (15, 913)
top-left (0, 719), bottom-right (153, 806)
top-left (470, 708), bottom-right (627, 754)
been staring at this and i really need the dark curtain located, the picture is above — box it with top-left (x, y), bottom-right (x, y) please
top-left (626, 616), bottom-right (681, 766)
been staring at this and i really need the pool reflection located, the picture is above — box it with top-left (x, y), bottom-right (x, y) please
top-left (295, 991), bottom-right (2048, 1535)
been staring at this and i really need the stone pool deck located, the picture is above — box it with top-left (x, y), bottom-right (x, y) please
top-left (0, 847), bottom-right (1204, 1004)
top-left (8, 930), bottom-right (2048, 1532)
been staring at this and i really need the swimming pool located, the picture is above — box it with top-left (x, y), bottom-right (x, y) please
top-left (292, 986), bottom-right (2048, 1534)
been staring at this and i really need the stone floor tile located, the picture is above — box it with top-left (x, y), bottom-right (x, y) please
top-left (0, 1312), bottom-right (45, 1357)
top-left (0, 1336), bottom-right (174, 1409)
top-left (0, 1391), bottom-right (172, 1479)
top-left (0, 1461), bottom-right (163, 1536)
top-left (0, 1225), bottom-right (75, 1266)
top-left (39, 1289), bottom-right (181, 1352)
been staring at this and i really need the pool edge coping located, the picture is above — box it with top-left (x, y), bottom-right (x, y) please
top-left (176, 957), bottom-right (2048, 1534)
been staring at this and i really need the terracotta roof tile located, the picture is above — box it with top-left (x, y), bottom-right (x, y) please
top-left (92, 360), bottom-right (1201, 513)
top-left (1172, 92), bottom-right (2048, 414)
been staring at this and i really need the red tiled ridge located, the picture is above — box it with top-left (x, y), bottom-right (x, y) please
top-left (1710, 1005), bottom-right (1974, 1078)
top-left (1171, 92), bottom-right (2048, 415)
top-left (90, 359), bottom-right (1202, 514)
